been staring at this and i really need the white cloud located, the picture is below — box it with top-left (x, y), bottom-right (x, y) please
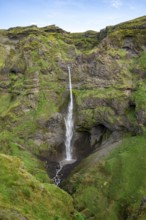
top-left (30, 22), bottom-right (37, 25)
top-left (111, 0), bottom-right (122, 8)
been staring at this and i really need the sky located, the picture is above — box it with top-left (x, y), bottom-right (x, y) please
top-left (0, 0), bottom-right (146, 32)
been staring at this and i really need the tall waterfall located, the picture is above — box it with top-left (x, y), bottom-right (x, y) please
top-left (64, 66), bottom-right (74, 161)
top-left (53, 67), bottom-right (74, 185)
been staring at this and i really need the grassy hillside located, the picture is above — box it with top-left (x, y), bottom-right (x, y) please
top-left (0, 153), bottom-right (80, 220)
top-left (65, 136), bottom-right (146, 219)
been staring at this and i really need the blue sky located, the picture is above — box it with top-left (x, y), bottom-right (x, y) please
top-left (0, 0), bottom-right (146, 32)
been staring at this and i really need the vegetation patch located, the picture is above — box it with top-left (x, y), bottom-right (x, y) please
top-left (0, 153), bottom-right (76, 220)
top-left (0, 44), bottom-right (6, 68)
top-left (74, 88), bottom-right (126, 106)
top-left (137, 51), bottom-right (146, 70)
top-left (65, 136), bottom-right (146, 219)
top-left (132, 80), bottom-right (146, 110)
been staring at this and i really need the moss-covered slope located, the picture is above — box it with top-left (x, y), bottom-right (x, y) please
top-left (64, 136), bottom-right (146, 219)
top-left (0, 153), bottom-right (77, 220)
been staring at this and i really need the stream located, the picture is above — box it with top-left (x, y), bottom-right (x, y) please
top-left (53, 159), bottom-right (76, 185)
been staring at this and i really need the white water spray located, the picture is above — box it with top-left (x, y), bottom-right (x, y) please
top-left (64, 66), bottom-right (74, 161)
top-left (53, 66), bottom-right (75, 185)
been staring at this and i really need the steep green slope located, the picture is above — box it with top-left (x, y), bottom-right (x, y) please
top-left (64, 136), bottom-right (146, 219)
top-left (0, 153), bottom-right (77, 220)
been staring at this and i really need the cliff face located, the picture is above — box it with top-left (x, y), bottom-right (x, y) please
top-left (0, 16), bottom-right (146, 159)
top-left (0, 16), bottom-right (146, 219)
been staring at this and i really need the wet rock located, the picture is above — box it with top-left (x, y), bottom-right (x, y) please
top-left (45, 113), bottom-right (63, 128)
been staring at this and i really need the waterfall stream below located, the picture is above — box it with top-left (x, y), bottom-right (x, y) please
top-left (53, 159), bottom-right (76, 186)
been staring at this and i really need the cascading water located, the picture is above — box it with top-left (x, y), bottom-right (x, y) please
top-left (53, 66), bottom-right (75, 185)
top-left (64, 66), bottom-right (74, 160)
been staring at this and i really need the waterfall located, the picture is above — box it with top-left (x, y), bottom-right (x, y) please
top-left (53, 66), bottom-right (75, 185)
top-left (64, 66), bottom-right (74, 161)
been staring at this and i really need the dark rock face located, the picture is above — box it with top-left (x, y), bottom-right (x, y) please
top-left (73, 131), bottom-right (91, 159)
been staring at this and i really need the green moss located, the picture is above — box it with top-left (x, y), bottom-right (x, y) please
top-left (125, 108), bottom-right (137, 122)
top-left (34, 90), bottom-right (58, 119)
top-left (0, 44), bottom-right (6, 68)
top-left (67, 136), bottom-right (146, 219)
top-left (0, 130), bottom-right (48, 183)
top-left (79, 109), bottom-right (95, 128)
top-left (70, 31), bottom-right (99, 52)
top-left (0, 153), bottom-right (75, 220)
top-left (9, 142), bottom-right (50, 182)
top-left (107, 48), bottom-right (127, 58)
top-left (133, 80), bottom-right (146, 110)
top-left (108, 24), bottom-right (146, 49)
top-left (74, 88), bottom-right (132, 129)
top-left (116, 16), bottom-right (146, 29)
top-left (74, 88), bottom-right (126, 106)
top-left (0, 94), bottom-right (11, 116)
top-left (21, 32), bottom-right (78, 67)
top-left (10, 77), bottom-right (24, 93)
top-left (137, 51), bottom-right (146, 70)
top-left (78, 106), bottom-right (117, 129)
